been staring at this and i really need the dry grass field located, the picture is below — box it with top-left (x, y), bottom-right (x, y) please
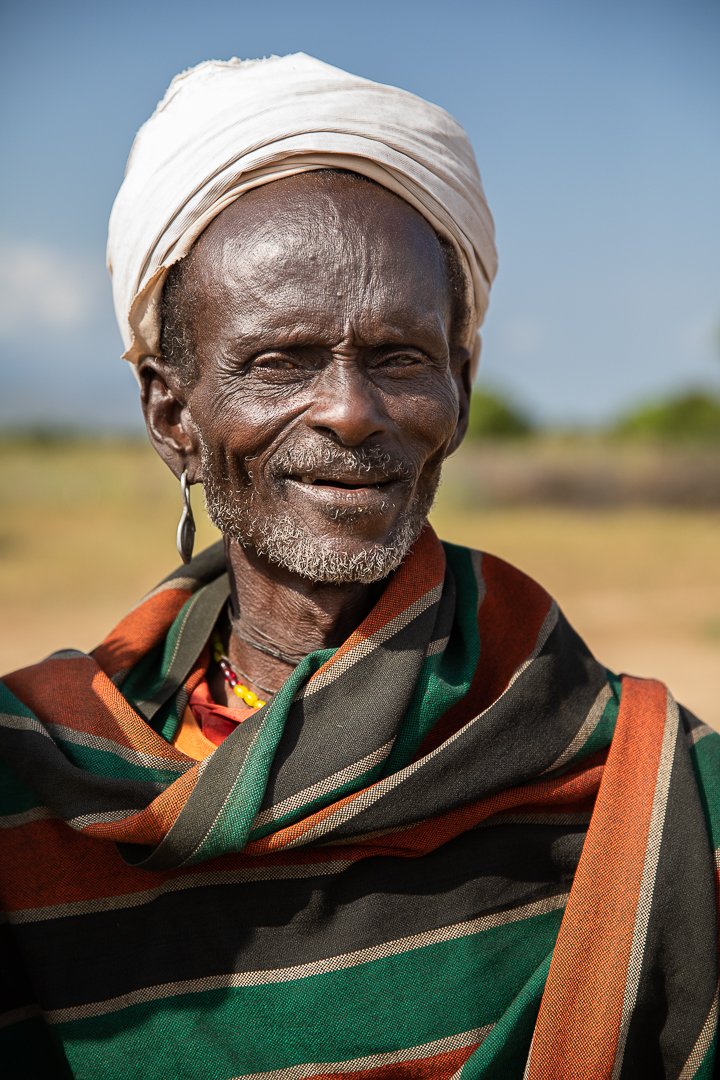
top-left (1, 436), bottom-right (718, 727)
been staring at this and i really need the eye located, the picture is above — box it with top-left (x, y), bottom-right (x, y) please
top-left (251, 353), bottom-right (301, 371)
top-left (373, 349), bottom-right (426, 370)
top-left (247, 348), bottom-right (326, 375)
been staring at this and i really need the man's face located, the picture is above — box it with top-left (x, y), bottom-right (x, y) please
top-left (172, 174), bottom-right (469, 583)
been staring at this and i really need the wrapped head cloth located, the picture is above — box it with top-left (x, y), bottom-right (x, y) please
top-left (108, 53), bottom-right (497, 373)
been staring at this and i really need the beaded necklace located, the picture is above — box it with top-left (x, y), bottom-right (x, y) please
top-left (211, 634), bottom-right (272, 710)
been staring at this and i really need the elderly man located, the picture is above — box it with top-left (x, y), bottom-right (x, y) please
top-left (1, 55), bottom-right (718, 1080)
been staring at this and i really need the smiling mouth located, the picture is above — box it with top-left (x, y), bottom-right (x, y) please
top-left (284, 473), bottom-right (405, 512)
top-left (297, 474), bottom-right (394, 490)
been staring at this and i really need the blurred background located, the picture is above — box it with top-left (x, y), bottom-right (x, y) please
top-left (1, 0), bottom-right (719, 722)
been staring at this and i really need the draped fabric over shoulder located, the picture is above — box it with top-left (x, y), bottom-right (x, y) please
top-left (106, 53), bottom-right (497, 370)
top-left (1, 529), bottom-right (718, 1078)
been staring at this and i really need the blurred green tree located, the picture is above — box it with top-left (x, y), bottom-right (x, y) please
top-left (613, 390), bottom-right (720, 442)
top-left (465, 389), bottom-right (535, 440)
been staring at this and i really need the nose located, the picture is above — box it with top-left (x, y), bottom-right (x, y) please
top-left (306, 361), bottom-right (386, 446)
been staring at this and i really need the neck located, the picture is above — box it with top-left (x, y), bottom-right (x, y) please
top-left (215, 538), bottom-right (384, 705)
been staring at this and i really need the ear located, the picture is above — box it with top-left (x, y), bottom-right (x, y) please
top-left (446, 346), bottom-right (472, 455)
top-left (138, 359), bottom-right (202, 483)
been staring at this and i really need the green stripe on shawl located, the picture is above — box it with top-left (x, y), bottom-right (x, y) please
top-left (0, 761), bottom-right (42, 816)
top-left (457, 954), bottom-right (552, 1079)
top-left (49, 742), bottom-right (185, 786)
top-left (0, 683), bottom-right (57, 814)
top-left (692, 1039), bottom-right (718, 1080)
top-left (119, 593), bottom-right (200, 718)
top-left (0, 680), bottom-right (38, 721)
top-left (689, 727), bottom-right (720, 850)
top-left (558, 669), bottom-right (622, 772)
top-left (383, 543), bottom-right (480, 773)
top-left (57, 907), bottom-right (563, 1079)
top-left (189, 656), bottom-right (333, 863)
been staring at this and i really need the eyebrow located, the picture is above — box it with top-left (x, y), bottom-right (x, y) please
top-left (227, 312), bottom-right (450, 354)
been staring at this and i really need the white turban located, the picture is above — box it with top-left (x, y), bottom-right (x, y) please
top-left (107, 53), bottom-right (497, 370)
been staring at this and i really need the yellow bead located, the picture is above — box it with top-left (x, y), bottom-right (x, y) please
top-left (258, 699), bottom-right (266, 709)
top-left (231, 682), bottom-right (265, 708)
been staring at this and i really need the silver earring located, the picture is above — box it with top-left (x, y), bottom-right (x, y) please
top-left (176, 467), bottom-right (196, 564)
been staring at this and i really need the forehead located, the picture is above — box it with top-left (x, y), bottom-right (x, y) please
top-left (185, 173), bottom-right (452, 342)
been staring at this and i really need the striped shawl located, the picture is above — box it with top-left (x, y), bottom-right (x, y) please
top-left (1, 527), bottom-right (718, 1078)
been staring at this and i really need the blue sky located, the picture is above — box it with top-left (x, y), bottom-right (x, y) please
top-left (1, 0), bottom-right (718, 428)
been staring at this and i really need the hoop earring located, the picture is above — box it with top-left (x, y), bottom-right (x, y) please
top-left (176, 468), bottom-right (196, 564)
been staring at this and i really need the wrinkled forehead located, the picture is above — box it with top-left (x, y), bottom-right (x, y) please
top-left (192, 172), bottom-right (447, 281)
top-left (180, 172), bottom-right (454, 335)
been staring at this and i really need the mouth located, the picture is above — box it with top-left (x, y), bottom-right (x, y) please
top-left (295, 473), bottom-right (395, 490)
top-left (284, 472), bottom-right (406, 512)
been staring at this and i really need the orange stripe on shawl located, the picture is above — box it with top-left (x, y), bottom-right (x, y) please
top-left (92, 586), bottom-right (193, 676)
top-left (1, 822), bottom-right (356, 913)
top-left (82, 765), bottom-right (200, 844)
top-left (4, 658), bottom-right (188, 762)
top-left (309, 1039), bottom-right (478, 1078)
top-left (526, 677), bottom-right (669, 1079)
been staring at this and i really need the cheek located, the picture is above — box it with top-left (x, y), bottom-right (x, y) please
top-left (189, 379), bottom-right (285, 466)
top-left (390, 377), bottom-right (460, 460)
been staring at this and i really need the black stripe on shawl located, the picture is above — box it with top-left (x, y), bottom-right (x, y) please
top-left (10, 823), bottom-right (583, 1011)
top-left (311, 615), bottom-right (609, 845)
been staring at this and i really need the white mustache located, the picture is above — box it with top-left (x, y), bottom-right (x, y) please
top-left (270, 444), bottom-right (414, 483)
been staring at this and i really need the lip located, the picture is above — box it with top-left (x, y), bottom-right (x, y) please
top-left (284, 475), bottom-right (404, 509)
top-left (293, 469), bottom-right (395, 487)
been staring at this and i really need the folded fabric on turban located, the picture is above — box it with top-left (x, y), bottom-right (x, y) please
top-left (107, 53), bottom-right (497, 370)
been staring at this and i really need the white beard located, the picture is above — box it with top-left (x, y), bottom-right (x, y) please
top-left (198, 436), bottom-right (440, 584)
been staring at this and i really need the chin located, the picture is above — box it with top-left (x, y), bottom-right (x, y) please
top-left (201, 452), bottom-right (441, 584)
top-left (267, 515), bottom-right (428, 583)
top-left (208, 498), bottom-right (429, 585)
